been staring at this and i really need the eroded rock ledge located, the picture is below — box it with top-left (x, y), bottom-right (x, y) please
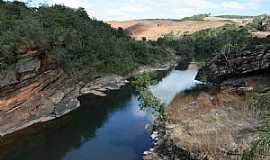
top-left (0, 51), bottom-right (176, 136)
top-left (196, 38), bottom-right (270, 83)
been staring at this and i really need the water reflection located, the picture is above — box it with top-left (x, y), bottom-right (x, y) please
top-left (1, 85), bottom-right (152, 160)
top-left (0, 69), bottom-right (198, 160)
top-left (151, 70), bottom-right (199, 103)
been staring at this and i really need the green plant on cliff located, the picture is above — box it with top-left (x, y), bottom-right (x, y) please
top-left (0, 0), bottom-right (168, 75)
top-left (132, 72), bottom-right (167, 120)
top-left (242, 92), bottom-right (270, 160)
top-left (132, 72), bottom-right (157, 90)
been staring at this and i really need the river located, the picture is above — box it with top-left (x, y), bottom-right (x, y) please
top-left (0, 69), bottom-right (198, 160)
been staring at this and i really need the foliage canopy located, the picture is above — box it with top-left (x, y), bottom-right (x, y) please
top-left (0, 1), bottom-right (168, 76)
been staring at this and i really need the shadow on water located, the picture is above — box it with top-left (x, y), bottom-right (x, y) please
top-left (0, 69), bottom-right (198, 160)
top-left (0, 85), bottom-right (150, 160)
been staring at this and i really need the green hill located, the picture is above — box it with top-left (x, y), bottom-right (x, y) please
top-left (0, 1), bottom-right (169, 77)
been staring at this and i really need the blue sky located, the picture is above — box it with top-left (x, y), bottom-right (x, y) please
top-left (14, 0), bottom-right (270, 20)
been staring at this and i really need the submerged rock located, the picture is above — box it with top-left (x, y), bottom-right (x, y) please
top-left (145, 123), bottom-right (154, 134)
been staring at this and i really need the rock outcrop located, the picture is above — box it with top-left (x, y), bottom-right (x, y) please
top-left (196, 38), bottom-right (270, 83)
top-left (0, 50), bottom-right (128, 136)
top-left (0, 50), bottom-right (176, 136)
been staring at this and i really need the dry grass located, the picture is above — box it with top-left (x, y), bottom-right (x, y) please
top-left (252, 32), bottom-right (270, 38)
top-left (168, 89), bottom-right (247, 122)
top-left (109, 16), bottom-right (254, 40)
top-left (166, 89), bottom-right (259, 159)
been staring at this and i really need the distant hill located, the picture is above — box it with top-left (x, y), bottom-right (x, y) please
top-left (109, 16), bottom-right (252, 40)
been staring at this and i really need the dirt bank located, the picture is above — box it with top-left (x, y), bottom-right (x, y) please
top-left (144, 72), bottom-right (270, 160)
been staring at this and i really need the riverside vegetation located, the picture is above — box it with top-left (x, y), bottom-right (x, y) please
top-left (140, 15), bottom-right (270, 159)
top-left (132, 72), bottom-right (167, 120)
top-left (1, 1), bottom-right (270, 159)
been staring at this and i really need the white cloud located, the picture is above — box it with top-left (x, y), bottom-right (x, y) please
top-left (50, 0), bottom-right (86, 8)
top-left (15, 0), bottom-right (269, 20)
top-left (104, 1), bottom-right (151, 20)
top-left (220, 1), bottom-right (245, 10)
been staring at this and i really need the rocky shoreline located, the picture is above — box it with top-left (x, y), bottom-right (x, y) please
top-left (144, 73), bottom-right (270, 160)
top-left (143, 39), bottom-right (270, 160)
top-left (0, 52), bottom-right (177, 137)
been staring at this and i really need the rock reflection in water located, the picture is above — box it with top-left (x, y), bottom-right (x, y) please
top-left (0, 68), bottom-right (199, 160)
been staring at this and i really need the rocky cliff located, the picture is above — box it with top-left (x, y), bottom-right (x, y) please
top-left (0, 53), bottom-right (131, 136)
top-left (0, 50), bottom-right (176, 136)
top-left (196, 37), bottom-right (270, 83)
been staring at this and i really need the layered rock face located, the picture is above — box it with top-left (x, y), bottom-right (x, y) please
top-left (196, 38), bottom-right (270, 83)
top-left (0, 51), bottom-right (131, 136)
top-left (0, 50), bottom-right (176, 136)
top-left (0, 51), bottom-right (71, 136)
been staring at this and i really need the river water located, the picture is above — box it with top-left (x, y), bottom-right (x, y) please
top-left (1, 69), bottom-right (198, 160)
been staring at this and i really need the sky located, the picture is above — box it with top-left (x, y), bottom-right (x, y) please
top-left (13, 0), bottom-right (270, 20)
